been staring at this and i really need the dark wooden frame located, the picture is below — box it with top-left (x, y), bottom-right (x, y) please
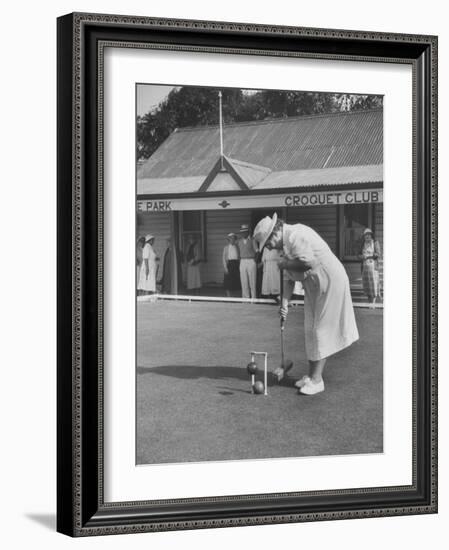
top-left (57, 12), bottom-right (438, 537)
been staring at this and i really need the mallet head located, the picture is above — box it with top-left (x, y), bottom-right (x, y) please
top-left (274, 360), bottom-right (294, 382)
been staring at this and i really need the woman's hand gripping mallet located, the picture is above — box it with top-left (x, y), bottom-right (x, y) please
top-left (274, 269), bottom-right (293, 382)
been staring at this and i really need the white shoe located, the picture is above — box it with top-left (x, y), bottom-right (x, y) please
top-left (294, 375), bottom-right (310, 389)
top-left (299, 378), bottom-right (325, 395)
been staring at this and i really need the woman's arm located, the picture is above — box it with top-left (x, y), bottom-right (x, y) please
top-left (279, 278), bottom-right (294, 320)
top-left (251, 237), bottom-right (258, 253)
top-left (194, 244), bottom-right (201, 265)
top-left (359, 244), bottom-right (370, 259)
top-left (374, 240), bottom-right (381, 259)
top-left (144, 258), bottom-right (149, 278)
top-left (282, 278), bottom-right (294, 303)
top-left (278, 257), bottom-right (312, 272)
top-left (222, 247), bottom-right (228, 272)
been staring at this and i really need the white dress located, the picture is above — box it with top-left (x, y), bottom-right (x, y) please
top-left (138, 243), bottom-right (157, 292)
top-left (283, 223), bottom-right (359, 361)
top-left (261, 248), bottom-right (281, 295)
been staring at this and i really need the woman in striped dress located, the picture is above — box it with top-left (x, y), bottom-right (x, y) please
top-left (359, 228), bottom-right (381, 308)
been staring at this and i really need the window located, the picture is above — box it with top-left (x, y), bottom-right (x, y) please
top-left (179, 211), bottom-right (207, 261)
top-left (341, 204), bottom-right (373, 260)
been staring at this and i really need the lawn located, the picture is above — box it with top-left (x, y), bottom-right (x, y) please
top-left (136, 300), bottom-right (383, 464)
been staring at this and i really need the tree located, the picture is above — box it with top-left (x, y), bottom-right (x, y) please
top-left (336, 94), bottom-right (383, 112)
top-left (137, 87), bottom-right (244, 160)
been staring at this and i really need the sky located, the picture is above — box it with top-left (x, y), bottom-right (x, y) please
top-left (137, 84), bottom-right (259, 117)
top-left (137, 84), bottom-right (177, 117)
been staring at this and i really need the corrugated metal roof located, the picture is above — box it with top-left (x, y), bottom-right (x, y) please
top-left (137, 109), bottom-right (383, 195)
top-left (138, 165), bottom-right (382, 195)
top-left (258, 164), bottom-right (383, 189)
top-left (138, 109), bottom-right (383, 179)
top-left (138, 176), bottom-right (203, 195)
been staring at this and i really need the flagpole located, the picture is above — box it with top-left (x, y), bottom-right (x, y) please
top-left (218, 91), bottom-right (224, 170)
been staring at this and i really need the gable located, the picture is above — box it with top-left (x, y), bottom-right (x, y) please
top-left (207, 172), bottom-right (243, 192)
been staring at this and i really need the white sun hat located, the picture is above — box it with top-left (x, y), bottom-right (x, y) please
top-left (253, 213), bottom-right (278, 251)
top-left (145, 234), bottom-right (154, 242)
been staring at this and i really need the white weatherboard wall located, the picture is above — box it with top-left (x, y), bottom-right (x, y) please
top-left (137, 205), bottom-right (384, 290)
top-left (137, 211), bottom-right (171, 259)
top-left (203, 209), bottom-right (251, 284)
top-left (286, 204), bottom-right (384, 289)
top-left (137, 209), bottom-right (253, 285)
top-left (342, 204), bottom-right (384, 289)
top-left (287, 205), bottom-right (338, 252)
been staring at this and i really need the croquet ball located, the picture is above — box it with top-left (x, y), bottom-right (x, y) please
top-left (253, 381), bottom-right (265, 394)
top-left (247, 362), bottom-right (258, 375)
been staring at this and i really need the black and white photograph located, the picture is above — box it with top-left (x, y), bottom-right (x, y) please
top-left (135, 84), bottom-right (384, 464)
top-left (1, 0), bottom-right (443, 545)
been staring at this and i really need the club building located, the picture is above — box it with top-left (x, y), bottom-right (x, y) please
top-left (137, 108), bottom-right (383, 299)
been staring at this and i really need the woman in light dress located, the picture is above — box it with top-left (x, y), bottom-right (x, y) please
top-left (260, 247), bottom-right (281, 298)
top-left (185, 234), bottom-right (202, 293)
top-left (253, 214), bottom-right (359, 395)
top-left (137, 234), bottom-right (159, 294)
top-left (359, 228), bottom-right (381, 308)
top-left (136, 236), bottom-right (145, 294)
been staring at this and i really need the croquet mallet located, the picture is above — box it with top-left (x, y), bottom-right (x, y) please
top-left (274, 269), bottom-right (294, 382)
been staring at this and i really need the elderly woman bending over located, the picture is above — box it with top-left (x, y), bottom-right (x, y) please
top-left (253, 214), bottom-right (359, 396)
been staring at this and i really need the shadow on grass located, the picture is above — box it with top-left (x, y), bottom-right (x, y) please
top-left (137, 364), bottom-right (249, 381)
top-left (216, 385), bottom-right (252, 395)
top-left (137, 365), bottom-right (293, 388)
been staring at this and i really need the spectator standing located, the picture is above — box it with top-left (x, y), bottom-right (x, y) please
top-left (359, 228), bottom-right (382, 308)
top-left (185, 234), bottom-right (202, 294)
top-left (237, 223), bottom-right (257, 299)
top-left (260, 247), bottom-right (282, 299)
top-left (138, 234), bottom-right (159, 295)
top-left (222, 233), bottom-right (240, 297)
top-left (136, 236), bottom-right (145, 293)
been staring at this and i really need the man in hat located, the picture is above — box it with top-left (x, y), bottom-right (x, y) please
top-left (253, 214), bottom-right (359, 395)
top-left (222, 232), bottom-right (241, 297)
top-left (237, 223), bottom-right (257, 299)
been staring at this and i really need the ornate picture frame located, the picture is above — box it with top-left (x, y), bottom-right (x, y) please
top-left (57, 12), bottom-right (437, 536)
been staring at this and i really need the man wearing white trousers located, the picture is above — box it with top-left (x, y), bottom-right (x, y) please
top-left (237, 223), bottom-right (257, 299)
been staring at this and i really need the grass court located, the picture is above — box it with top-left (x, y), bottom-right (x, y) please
top-left (137, 300), bottom-right (383, 464)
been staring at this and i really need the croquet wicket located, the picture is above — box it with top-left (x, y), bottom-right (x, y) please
top-left (250, 351), bottom-right (268, 396)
